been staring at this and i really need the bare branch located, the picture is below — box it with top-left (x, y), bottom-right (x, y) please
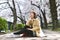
top-left (17, 16), bottom-right (26, 24)
top-left (0, 2), bottom-right (8, 5)
top-left (31, 1), bottom-right (44, 14)
top-left (0, 7), bottom-right (10, 12)
top-left (7, 0), bottom-right (13, 11)
top-left (0, 7), bottom-right (10, 10)
top-left (12, 0), bottom-right (16, 10)
top-left (10, 14), bottom-right (26, 24)
top-left (17, 2), bottom-right (22, 18)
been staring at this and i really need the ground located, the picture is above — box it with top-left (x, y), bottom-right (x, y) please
top-left (0, 30), bottom-right (60, 40)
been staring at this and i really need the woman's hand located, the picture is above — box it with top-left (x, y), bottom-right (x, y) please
top-left (27, 28), bottom-right (33, 31)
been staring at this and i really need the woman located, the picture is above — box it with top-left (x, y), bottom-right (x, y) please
top-left (26, 12), bottom-right (40, 37)
top-left (14, 11), bottom-right (41, 37)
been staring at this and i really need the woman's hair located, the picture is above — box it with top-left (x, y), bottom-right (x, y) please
top-left (31, 12), bottom-right (37, 19)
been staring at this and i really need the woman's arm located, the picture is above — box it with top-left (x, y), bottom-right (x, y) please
top-left (26, 20), bottom-right (30, 26)
top-left (32, 19), bottom-right (41, 31)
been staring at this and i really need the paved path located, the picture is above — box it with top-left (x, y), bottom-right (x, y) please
top-left (0, 30), bottom-right (60, 40)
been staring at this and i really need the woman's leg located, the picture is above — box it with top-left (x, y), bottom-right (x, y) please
top-left (13, 25), bottom-right (35, 37)
top-left (14, 25), bottom-right (30, 35)
top-left (14, 28), bottom-right (34, 37)
top-left (26, 30), bottom-right (34, 37)
top-left (33, 32), bottom-right (37, 37)
top-left (14, 28), bottom-right (27, 35)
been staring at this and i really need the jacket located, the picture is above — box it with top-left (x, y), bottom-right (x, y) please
top-left (26, 18), bottom-right (40, 36)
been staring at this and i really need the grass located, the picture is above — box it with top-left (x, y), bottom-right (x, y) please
top-left (44, 23), bottom-right (60, 31)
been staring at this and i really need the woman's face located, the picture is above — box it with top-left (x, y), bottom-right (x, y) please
top-left (30, 12), bottom-right (34, 19)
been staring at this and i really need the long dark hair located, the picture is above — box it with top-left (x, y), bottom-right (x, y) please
top-left (31, 12), bottom-right (37, 19)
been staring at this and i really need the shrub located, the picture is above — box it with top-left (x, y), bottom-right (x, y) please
top-left (10, 24), bottom-right (13, 31)
top-left (15, 24), bottom-right (25, 30)
top-left (0, 17), bottom-right (8, 32)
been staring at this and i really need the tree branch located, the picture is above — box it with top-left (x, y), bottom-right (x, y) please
top-left (17, 2), bottom-right (22, 18)
top-left (0, 7), bottom-right (10, 12)
top-left (31, 1), bottom-right (44, 14)
top-left (7, 0), bottom-right (13, 11)
top-left (17, 16), bottom-right (26, 24)
top-left (0, 2), bottom-right (8, 4)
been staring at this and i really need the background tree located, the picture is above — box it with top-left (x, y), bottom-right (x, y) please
top-left (7, 0), bottom-right (17, 30)
top-left (16, 2), bottom-right (26, 24)
top-left (49, 0), bottom-right (59, 30)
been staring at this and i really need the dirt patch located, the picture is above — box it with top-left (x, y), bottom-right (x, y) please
top-left (0, 32), bottom-right (6, 35)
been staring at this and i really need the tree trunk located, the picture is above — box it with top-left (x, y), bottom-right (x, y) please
top-left (39, 15), bottom-right (44, 28)
top-left (7, 0), bottom-right (17, 30)
top-left (12, 10), bottom-right (17, 30)
top-left (12, 0), bottom-right (17, 30)
top-left (40, 9), bottom-right (48, 29)
top-left (49, 0), bottom-right (59, 30)
top-left (42, 9), bottom-right (48, 29)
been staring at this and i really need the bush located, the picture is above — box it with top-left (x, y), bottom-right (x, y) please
top-left (15, 24), bottom-right (25, 31)
top-left (0, 17), bottom-right (8, 32)
top-left (10, 24), bottom-right (13, 31)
